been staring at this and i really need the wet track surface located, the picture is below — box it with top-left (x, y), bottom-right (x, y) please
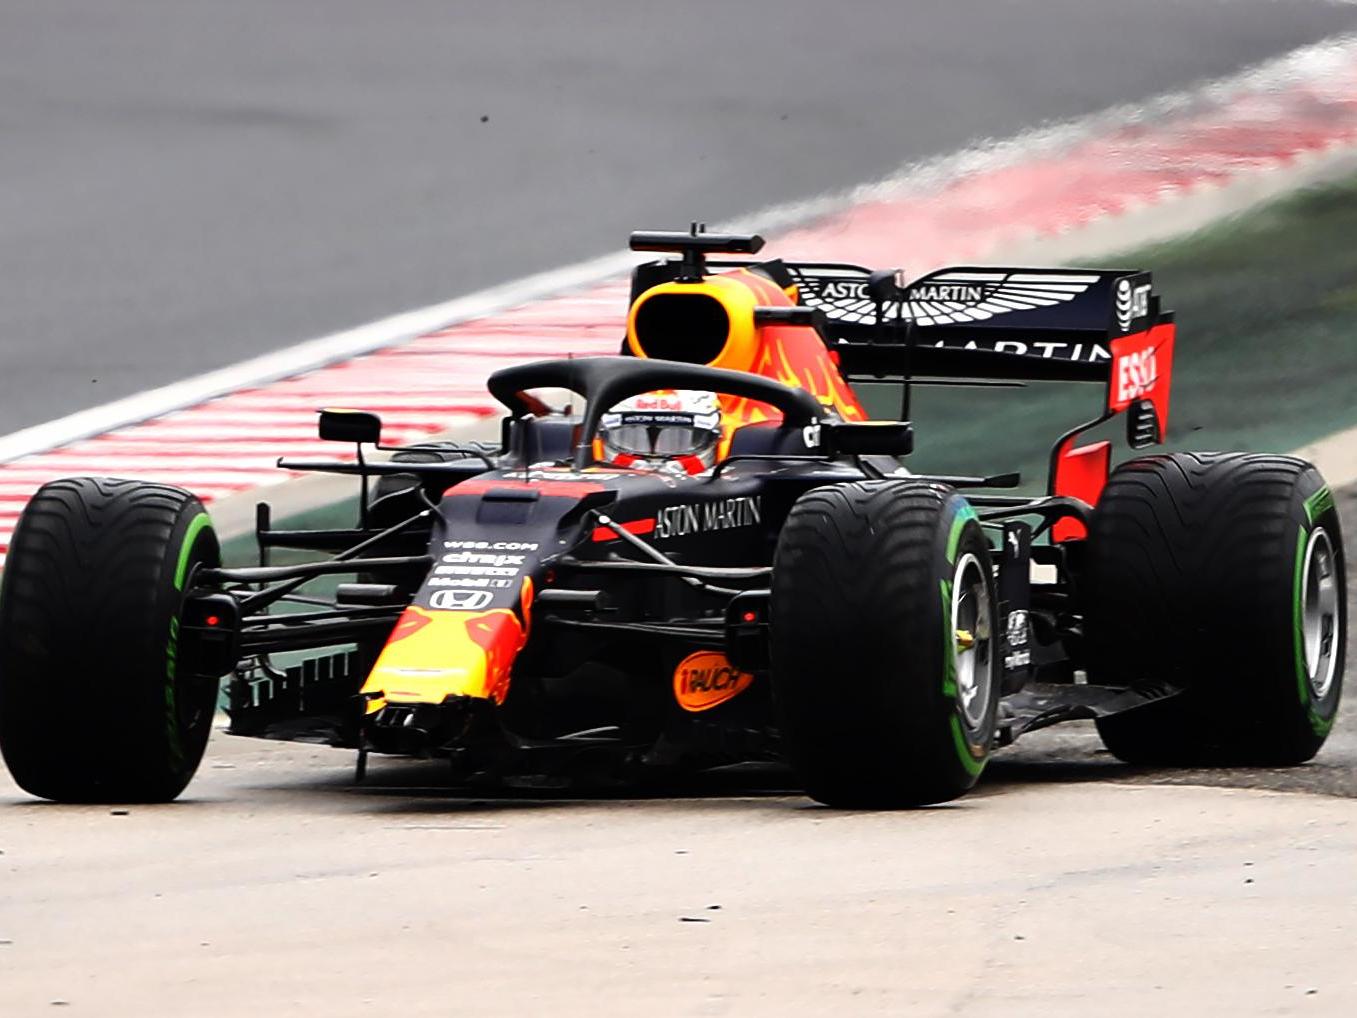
top-left (5, 0), bottom-right (1357, 433)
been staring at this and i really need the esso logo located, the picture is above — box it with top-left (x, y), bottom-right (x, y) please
top-left (429, 589), bottom-right (493, 611)
top-left (1116, 348), bottom-right (1158, 403)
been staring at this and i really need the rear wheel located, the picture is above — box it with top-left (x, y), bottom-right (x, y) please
top-left (771, 481), bottom-right (998, 808)
top-left (0, 478), bottom-right (220, 802)
top-left (1084, 453), bottom-right (1345, 765)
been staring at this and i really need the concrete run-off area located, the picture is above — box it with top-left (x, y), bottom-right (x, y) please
top-left (1, 743), bottom-right (1354, 1017)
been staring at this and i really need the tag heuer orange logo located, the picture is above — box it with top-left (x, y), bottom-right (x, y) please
top-left (673, 650), bottom-right (753, 712)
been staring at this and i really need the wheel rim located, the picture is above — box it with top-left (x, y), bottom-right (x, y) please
top-left (951, 552), bottom-right (993, 729)
top-left (1301, 527), bottom-right (1340, 701)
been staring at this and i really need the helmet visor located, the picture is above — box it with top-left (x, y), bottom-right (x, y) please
top-left (603, 423), bottom-right (717, 458)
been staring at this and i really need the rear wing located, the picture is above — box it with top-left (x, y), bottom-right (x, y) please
top-left (787, 261), bottom-right (1171, 396)
top-left (786, 262), bottom-right (1177, 535)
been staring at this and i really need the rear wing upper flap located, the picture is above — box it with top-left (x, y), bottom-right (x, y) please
top-left (785, 262), bottom-right (1168, 382)
top-left (785, 260), bottom-right (1176, 449)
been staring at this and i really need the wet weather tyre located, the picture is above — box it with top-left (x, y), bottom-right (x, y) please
top-left (771, 481), bottom-right (999, 808)
top-left (1084, 453), bottom-right (1345, 765)
top-left (0, 478), bottom-right (221, 802)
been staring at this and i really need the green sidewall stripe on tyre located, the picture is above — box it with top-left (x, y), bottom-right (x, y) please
top-left (174, 512), bottom-right (212, 591)
top-left (939, 580), bottom-right (956, 698)
top-left (950, 715), bottom-right (985, 777)
top-left (940, 516), bottom-right (987, 779)
top-left (167, 511), bottom-right (212, 766)
top-left (946, 503), bottom-right (977, 562)
top-left (1292, 523), bottom-right (1336, 738)
top-left (1304, 486), bottom-right (1334, 525)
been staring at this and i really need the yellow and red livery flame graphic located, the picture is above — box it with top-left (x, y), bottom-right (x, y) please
top-left (626, 267), bottom-right (867, 460)
top-left (672, 649), bottom-right (754, 712)
top-left (362, 576), bottom-right (535, 712)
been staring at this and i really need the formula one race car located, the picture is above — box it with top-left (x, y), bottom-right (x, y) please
top-left (0, 229), bottom-right (1346, 807)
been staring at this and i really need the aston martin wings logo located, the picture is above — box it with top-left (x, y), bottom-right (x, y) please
top-left (794, 268), bottom-right (1101, 326)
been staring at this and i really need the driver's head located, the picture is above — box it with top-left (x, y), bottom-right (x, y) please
top-left (598, 389), bottom-right (722, 474)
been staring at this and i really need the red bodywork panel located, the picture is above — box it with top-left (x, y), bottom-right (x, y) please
top-left (1051, 320), bottom-right (1176, 540)
top-left (1052, 440), bottom-right (1112, 541)
top-left (1107, 322), bottom-right (1175, 437)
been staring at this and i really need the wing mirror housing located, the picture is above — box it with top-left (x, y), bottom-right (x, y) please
top-left (318, 408), bottom-right (382, 445)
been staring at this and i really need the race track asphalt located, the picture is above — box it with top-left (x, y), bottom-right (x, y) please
top-left (4, 0), bottom-right (1357, 434)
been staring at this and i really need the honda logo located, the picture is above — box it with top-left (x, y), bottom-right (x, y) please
top-left (429, 589), bottom-right (494, 611)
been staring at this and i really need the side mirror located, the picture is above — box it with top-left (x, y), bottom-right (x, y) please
top-left (820, 420), bottom-right (914, 456)
top-left (318, 408), bottom-right (382, 445)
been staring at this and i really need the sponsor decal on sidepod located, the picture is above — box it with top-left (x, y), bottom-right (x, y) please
top-left (673, 650), bottom-right (754, 712)
top-left (655, 496), bottom-right (762, 539)
top-left (1115, 346), bottom-right (1158, 403)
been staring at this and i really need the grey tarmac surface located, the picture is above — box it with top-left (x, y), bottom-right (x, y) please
top-left (0, 488), bottom-right (1354, 1015)
top-left (4, 756), bottom-right (1357, 1017)
top-left (5, 0), bottom-right (1357, 433)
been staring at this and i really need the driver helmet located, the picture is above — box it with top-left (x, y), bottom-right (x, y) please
top-left (599, 389), bottom-right (722, 474)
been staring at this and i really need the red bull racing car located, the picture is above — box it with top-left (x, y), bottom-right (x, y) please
top-left (0, 229), bottom-right (1346, 807)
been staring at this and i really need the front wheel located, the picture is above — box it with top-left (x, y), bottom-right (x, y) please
top-left (0, 478), bottom-right (221, 802)
top-left (771, 481), bottom-right (999, 808)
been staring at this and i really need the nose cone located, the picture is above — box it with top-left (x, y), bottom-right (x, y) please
top-left (361, 605), bottom-right (527, 712)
